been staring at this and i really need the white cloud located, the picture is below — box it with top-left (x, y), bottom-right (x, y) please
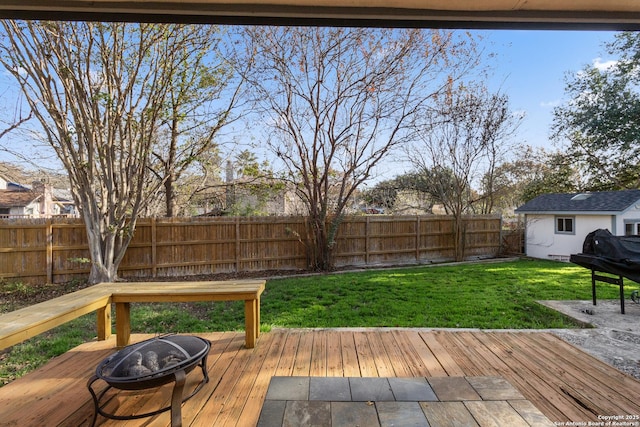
top-left (539, 100), bottom-right (561, 108)
top-left (592, 57), bottom-right (618, 71)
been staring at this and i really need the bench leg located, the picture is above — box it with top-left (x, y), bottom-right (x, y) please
top-left (244, 299), bottom-right (258, 348)
top-left (97, 303), bottom-right (112, 341)
top-left (256, 296), bottom-right (261, 339)
top-left (115, 302), bottom-right (131, 348)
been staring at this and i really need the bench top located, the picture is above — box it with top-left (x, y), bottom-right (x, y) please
top-left (0, 284), bottom-right (113, 350)
top-left (108, 280), bottom-right (266, 302)
top-left (0, 279), bottom-right (266, 350)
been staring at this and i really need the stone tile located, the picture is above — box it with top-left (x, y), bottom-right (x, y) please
top-left (283, 400), bottom-right (331, 427)
top-left (309, 377), bottom-right (351, 401)
top-left (266, 376), bottom-right (309, 401)
top-left (257, 400), bottom-right (286, 427)
top-left (428, 376), bottom-right (481, 401)
top-left (377, 401), bottom-right (430, 427)
top-left (467, 376), bottom-right (525, 400)
top-left (331, 401), bottom-right (380, 427)
top-left (349, 377), bottom-right (395, 401)
top-left (388, 377), bottom-right (438, 401)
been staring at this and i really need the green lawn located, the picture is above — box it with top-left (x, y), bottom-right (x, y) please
top-left (258, 259), bottom-right (600, 329)
top-left (1, 258), bottom-right (637, 385)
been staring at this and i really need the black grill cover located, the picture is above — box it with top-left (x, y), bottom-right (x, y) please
top-left (570, 229), bottom-right (640, 283)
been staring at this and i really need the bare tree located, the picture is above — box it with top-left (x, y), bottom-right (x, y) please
top-left (0, 21), bottom-right (220, 283)
top-left (0, 105), bottom-right (33, 162)
top-left (243, 26), bottom-right (482, 270)
top-left (409, 84), bottom-right (520, 261)
top-left (0, 114), bottom-right (30, 140)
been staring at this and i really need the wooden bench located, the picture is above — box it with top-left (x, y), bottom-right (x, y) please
top-left (0, 280), bottom-right (266, 351)
top-left (107, 281), bottom-right (265, 348)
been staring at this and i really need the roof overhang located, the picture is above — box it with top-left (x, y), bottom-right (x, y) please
top-left (1, 0), bottom-right (640, 29)
top-left (516, 211), bottom-right (622, 216)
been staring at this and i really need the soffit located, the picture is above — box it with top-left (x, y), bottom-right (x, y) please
top-left (1, 0), bottom-right (640, 29)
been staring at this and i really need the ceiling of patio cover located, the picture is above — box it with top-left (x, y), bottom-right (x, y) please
top-left (2, 0), bottom-right (640, 29)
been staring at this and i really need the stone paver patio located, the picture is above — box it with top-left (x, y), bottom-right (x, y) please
top-left (258, 375), bottom-right (553, 426)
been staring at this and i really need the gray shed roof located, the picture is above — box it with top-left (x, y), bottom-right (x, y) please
top-left (515, 189), bottom-right (640, 214)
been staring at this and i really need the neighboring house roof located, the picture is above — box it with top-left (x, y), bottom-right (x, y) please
top-left (0, 190), bottom-right (41, 208)
top-left (515, 189), bottom-right (640, 215)
top-left (52, 188), bottom-right (74, 202)
top-left (7, 182), bottom-right (29, 191)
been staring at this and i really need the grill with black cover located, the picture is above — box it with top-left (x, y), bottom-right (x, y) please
top-left (570, 229), bottom-right (640, 314)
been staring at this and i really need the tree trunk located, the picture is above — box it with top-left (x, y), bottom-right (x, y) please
top-left (165, 174), bottom-right (176, 217)
top-left (307, 216), bottom-right (333, 271)
top-left (83, 211), bottom-right (126, 284)
top-left (453, 216), bottom-right (466, 262)
top-left (88, 262), bottom-right (119, 284)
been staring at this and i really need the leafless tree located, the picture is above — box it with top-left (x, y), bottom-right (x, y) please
top-left (409, 84), bottom-right (520, 261)
top-left (0, 105), bottom-right (32, 163)
top-left (0, 21), bottom-right (231, 283)
top-left (0, 114), bottom-right (30, 140)
top-left (243, 26), bottom-right (482, 270)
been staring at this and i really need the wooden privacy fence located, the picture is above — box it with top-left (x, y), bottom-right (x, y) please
top-left (501, 228), bottom-right (525, 255)
top-left (0, 215), bottom-right (501, 284)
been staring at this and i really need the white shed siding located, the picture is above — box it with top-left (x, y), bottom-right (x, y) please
top-left (524, 214), bottom-right (614, 260)
top-left (616, 204), bottom-right (640, 233)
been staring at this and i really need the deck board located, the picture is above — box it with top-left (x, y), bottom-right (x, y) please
top-left (274, 331), bottom-right (300, 376)
top-left (352, 331), bottom-right (377, 377)
top-left (0, 329), bottom-right (638, 426)
top-left (292, 330), bottom-right (313, 377)
top-left (325, 330), bottom-right (343, 377)
top-left (403, 330), bottom-right (448, 377)
top-left (422, 331), bottom-right (466, 376)
top-left (476, 332), bottom-right (591, 421)
top-left (339, 332), bottom-right (361, 377)
top-left (310, 330), bottom-right (327, 376)
top-left (519, 332), bottom-right (631, 415)
top-left (366, 331), bottom-right (396, 377)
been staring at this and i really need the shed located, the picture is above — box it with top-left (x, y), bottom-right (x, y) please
top-left (514, 189), bottom-right (640, 261)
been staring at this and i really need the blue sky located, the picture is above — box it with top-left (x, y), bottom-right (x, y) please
top-left (0, 28), bottom-right (621, 177)
top-left (367, 29), bottom-right (621, 182)
top-left (478, 29), bottom-right (619, 149)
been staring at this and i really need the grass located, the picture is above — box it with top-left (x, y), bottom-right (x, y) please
top-left (1, 258), bottom-right (637, 385)
top-left (259, 259), bottom-right (593, 329)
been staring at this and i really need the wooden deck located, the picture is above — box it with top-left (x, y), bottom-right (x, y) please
top-left (1, 329), bottom-right (639, 426)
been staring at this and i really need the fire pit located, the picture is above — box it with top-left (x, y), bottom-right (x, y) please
top-left (87, 334), bottom-right (210, 427)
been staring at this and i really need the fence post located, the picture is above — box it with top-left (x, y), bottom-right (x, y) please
top-left (151, 217), bottom-right (157, 277)
top-left (415, 216), bottom-right (420, 262)
top-left (235, 217), bottom-right (241, 272)
top-left (365, 216), bottom-right (370, 265)
top-left (46, 219), bottom-right (53, 284)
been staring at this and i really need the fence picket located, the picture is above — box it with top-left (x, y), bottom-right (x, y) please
top-left (0, 215), bottom-right (502, 284)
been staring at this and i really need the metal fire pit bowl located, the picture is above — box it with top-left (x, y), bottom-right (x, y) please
top-left (87, 334), bottom-right (211, 427)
